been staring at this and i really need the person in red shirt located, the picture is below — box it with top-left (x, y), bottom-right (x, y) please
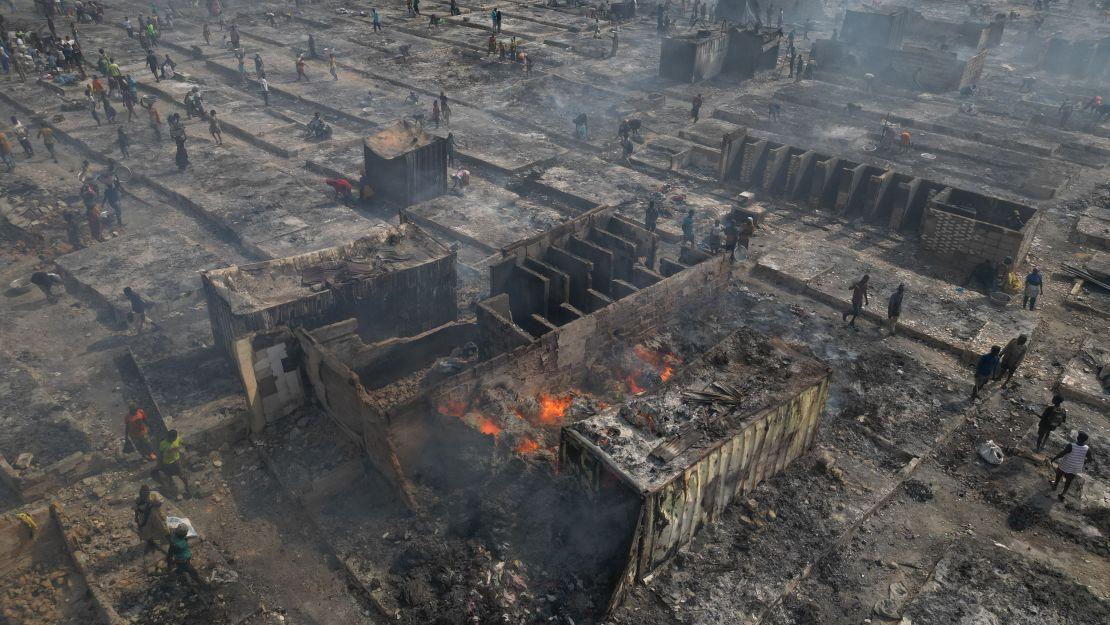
top-left (125, 401), bottom-right (157, 460)
top-left (324, 177), bottom-right (352, 199)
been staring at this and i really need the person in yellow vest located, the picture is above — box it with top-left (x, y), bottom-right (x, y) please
top-left (153, 430), bottom-right (191, 497)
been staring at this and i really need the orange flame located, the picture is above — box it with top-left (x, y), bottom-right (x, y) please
top-left (478, 417), bottom-right (502, 438)
top-left (537, 394), bottom-right (573, 425)
top-left (626, 375), bottom-right (646, 394)
top-left (515, 438), bottom-right (540, 454)
top-left (633, 345), bottom-right (681, 382)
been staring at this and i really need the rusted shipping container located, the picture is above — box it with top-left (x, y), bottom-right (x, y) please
top-left (560, 334), bottom-right (831, 613)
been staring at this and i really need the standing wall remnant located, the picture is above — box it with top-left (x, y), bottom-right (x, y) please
top-left (561, 334), bottom-right (831, 614)
top-left (202, 223), bottom-right (457, 362)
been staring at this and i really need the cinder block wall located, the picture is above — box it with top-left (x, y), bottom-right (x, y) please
top-left (921, 206), bottom-right (1032, 268)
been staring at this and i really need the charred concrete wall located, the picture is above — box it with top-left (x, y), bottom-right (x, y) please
top-left (660, 28), bottom-right (780, 83)
top-left (725, 27), bottom-right (782, 79)
top-left (479, 206), bottom-right (670, 353)
top-left (425, 255), bottom-right (730, 416)
top-left (840, 8), bottom-right (906, 48)
top-left (295, 327), bottom-right (417, 510)
top-left (717, 130), bottom-right (1040, 248)
top-left (364, 136), bottom-right (448, 206)
top-left (1032, 36), bottom-right (1110, 80)
top-left (560, 338), bottom-right (830, 614)
top-left (811, 39), bottom-right (981, 92)
top-left (660, 31), bottom-right (730, 83)
top-left (203, 234), bottom-right (457, 362)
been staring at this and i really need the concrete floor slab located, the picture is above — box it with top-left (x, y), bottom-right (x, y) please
top-left (757, 231), bottom-right (1039, 360)
top-left (403, 177), bottom-right (569, 252)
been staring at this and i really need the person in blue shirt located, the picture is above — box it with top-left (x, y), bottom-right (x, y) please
top-left (971, 345), bottom-right (1001, 399)
top-left (1022, 267), bottom-right (1043, 310)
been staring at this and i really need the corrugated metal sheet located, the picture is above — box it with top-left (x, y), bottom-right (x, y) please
top-left (562, 371), bottom-right (830, 615)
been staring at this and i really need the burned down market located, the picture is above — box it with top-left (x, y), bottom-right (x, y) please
top-left (0, 0), bottom-right (1108, 624)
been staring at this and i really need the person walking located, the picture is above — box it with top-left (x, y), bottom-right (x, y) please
top-left (123, 286), bottom-right (158, 332)
top-left (103, 179), bottom-right (124, 226)
top-left (37, 125), bottom-right (58, 163)
top-left (146, 49), bottom-right (160, 82)
top-left (295, 54), bottom-right (308, 81)
top-left (174, 132), bottom-right (189, 171)
top-left (10, 116), bottom-right (34, 158)
top-left (1023, 267), bottom-right (1043, 309)
top-left (328, 51), bottom-right (338, 80)
top-left (116, 126), bottom-right (130, 158)
top-left (124, 401), bottom-right (157, 460)
top-left (971, 345), bottom-right (1001, 399)
top-left (645, 198), bottom-right (658, 233)
top-left (690, 93), bottom-right (703, 123)
top-left (1051, 431), bottom-right (1091, 501)
top-left (133, 485), bottom-right (170, 569)
top-left (842, 275), bottom-right (870, 326)
top-left (148, 101), bottom-right (162, 141)
top-left (167, 524), bottom-right (203, 586)
top-left (371, 8), bottom-right (381, 32)
top-left (254, 52), bottom-right (264, 77)
top-left (153, 430), bottom-right (191, 497)
top-left (886, 283), bottom-right (905, 335)
top-left (996, 334), bottom-right (1029, 386)
top-left (259, 76), bottom-right (270, 106)
top-left (208, 110), bottom-right (222, 146)
top-left (1035, 395), bottom-right (1066, 452)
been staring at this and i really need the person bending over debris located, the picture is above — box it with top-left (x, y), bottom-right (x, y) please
top-left (1036, 395), bottom-right (1066, 452)
top-left (842, 274), bottom-right (870, 326)
top-left (996, 334), bottom-right (1029, 386)
top-left (971, 345), bottom-right (1001, 399)
top-left (886, 283), bottom-right (905, 335)
top-left (325, 177), bottom-right (352, 199)
top-left (1051, 431), bottom-right (1091, 501)
top-left (30, 271), bottom-right (64, 302)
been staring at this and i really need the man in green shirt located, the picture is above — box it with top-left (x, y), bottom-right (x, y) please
top-left (167, 524), bottom-right (202, 586)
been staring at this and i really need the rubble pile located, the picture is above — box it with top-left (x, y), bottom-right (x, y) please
top-left (0, 561), bottom-right (98, 625)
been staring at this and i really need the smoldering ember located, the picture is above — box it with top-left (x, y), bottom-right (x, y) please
top-left (2, 0), bottom-right (1110, 624)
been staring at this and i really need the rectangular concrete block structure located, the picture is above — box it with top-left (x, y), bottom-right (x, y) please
top-left (475, 206), bottom-right (719, 357)
top-left (363, 120), bottom-right (448, 206)
top-left (560, 333), bottom-right (831, 614)
top-left (660, 30), bottom-right (730, 83)
top-left (840, 8), bottom-right (908, 48)
top-left (717, 134), bottom-right (1040, 248)
top-left (922, 188), bottom-right (1040, 269)
top-left (202, 223), bottom-right (456, 362)
top-left (660, 27), bottom-right (781, 83)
